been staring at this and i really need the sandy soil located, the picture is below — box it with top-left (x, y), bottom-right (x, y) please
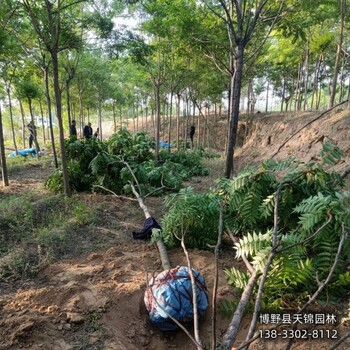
top-left (1, 110), bottom-right (350, 350)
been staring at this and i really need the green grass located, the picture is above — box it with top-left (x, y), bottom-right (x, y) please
top-left (0, 191), bottom-right (97, 280)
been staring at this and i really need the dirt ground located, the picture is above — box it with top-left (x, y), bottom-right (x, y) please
top-left (1, 110), bottom-right (350, 350)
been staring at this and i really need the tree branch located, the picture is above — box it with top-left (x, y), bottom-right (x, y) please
top-left (227, 229), bottom-right (255, 275)
top-left (242, 187), bottom-right (282, 350)
top-left (120, 159), bottom-right (142, 196)
top-left (211, 205), bottom-right (224, 350)
top-left (130, 183), bottom-right (171, 271)
top-left (244, 0), bottom-right (285, 65)
top-left (221, 270), bottom-right (259, 349)
top-left (181, 235), bottom-right (204, 350)
top-left (276, 213), bottom-right (332, 254)
top-left (245, 0), bottom-right (269, 42)
top-left (92, 184), bottom-right (138, 202)
top-left (328, 331), bottom-right (350, 350)
top-left (341, 166), bottom-right (350, 179)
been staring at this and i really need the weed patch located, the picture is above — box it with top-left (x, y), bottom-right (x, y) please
top-left (0, 192), bottom-right (97, 280)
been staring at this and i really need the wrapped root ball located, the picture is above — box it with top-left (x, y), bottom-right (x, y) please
top-left (144, 265), bottom-right (209, 331)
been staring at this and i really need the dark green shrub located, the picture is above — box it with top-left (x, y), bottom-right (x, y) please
top-left (158, 150), bottom-right (209, 176)
top-left (46, 130), bottom-right (209, 196)
top-left (107, 129), bottom-right (155, 162)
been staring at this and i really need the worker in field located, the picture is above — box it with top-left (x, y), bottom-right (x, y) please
top-left (27, 121), bottom-right (36, 148)
top-left (70, 120), bottom-right (77, 138)
top-left (189, 125), bottom-right (195, 148)
top-left (83, 122), bottom-right (93, 139)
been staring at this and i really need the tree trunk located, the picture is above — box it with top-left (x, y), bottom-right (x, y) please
top-left (66, 80), bottom-right (72, 127)
top-left (281, 78), bottom-right (286, 112)
top-left (155, 84), bottom-right (161, 158)
top-left (329, 0), bottom-right (346, 107)
top-left (348, 72), bottom-right (350, 109)
top-left (52, 48), bottom-right (71, 196)
top-left (339, 54), bottom-right (347, 103)
top-left (42, 58), bottom-right (58, 168)
top-left (120, 105), bottom-right (123, 129)
top-left (0, 105), bottom-right (9, 187)
top-left (265, 80), bottom-right (269, 113)
top-left (303, 44), bottom-right (310, 111)
top-left (225, 56), bottom-right (234, 157)
top-left (294, 62), bottom-right (302, 111)
top-left (145, 101), bottom-right (148, 133)
top-left (225, 47), bottom-right (244, 178)
top-left (317, 81), bottom-right (323, 110)
top-left (311, 55), bottom-right (322, 110)
top-left (78, 94), bottom-right (83, 137)
top-left (204, 104), bottom-right (209, 148)
top-left (184, 98), bottom-right (189, 150)
top-left (168, 91), bottom-right (173, 152)
top-left (98, 100), bottom-right (103, 139)
top-left (112, 101), bottom-right (117, 133)
top-left (197, 103), bottom-right (201, 148)
top-left (136, 103), bottom-right (139, 133)
top-left (176, 93), bottom-right (180, 149)
top-left (132, 104), bottom-right (136, 134)
top-left (214, 103), bottom-right (217, 122)
top-left (151, 108), bottom-right (155, 138)
top-left (39, 99), bottom-right (46, 146)
top-left (19, 100), bottom-right (26, 149)
top-left (247, 79), bottom-right (253, 113)
top-left (6, 85), bottom-right (18, 154)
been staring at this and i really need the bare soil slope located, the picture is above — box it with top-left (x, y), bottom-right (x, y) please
top-left (235, 109), bottom-right (350, 176)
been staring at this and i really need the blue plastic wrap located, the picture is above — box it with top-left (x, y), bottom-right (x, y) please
top-left (144, 265), bottom-right (209, 331)
top-left (8, 148), bottom-right (37, 158)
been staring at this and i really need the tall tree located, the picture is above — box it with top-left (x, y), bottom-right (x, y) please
top-left (204, 0), bottom-right (285, 177)
top-left (329, 0), bottom-right (347, 107)
top-left (22, 0), bottom-right (86, 196)
top-left (0, 103), bottom-right (9, 187)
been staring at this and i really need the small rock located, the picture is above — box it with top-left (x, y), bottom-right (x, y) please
top-left (66, 312), bottom-right (85, 324)
top-left (57, 325), bottom-right (63, 331)
top-left (63, 323), bottom-right (71, 330)
top-left (139, 336), bottom-right (149, 346)
top-left (39, 306), bottom-right (46, 313)
top-left (47, 305), bottom-right (58, 313)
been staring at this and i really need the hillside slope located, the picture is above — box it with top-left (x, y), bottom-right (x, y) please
top-left (235, 109), bottom-right (350, 176)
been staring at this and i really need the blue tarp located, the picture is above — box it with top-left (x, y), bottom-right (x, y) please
top-left (159, 141), bottom-right (172, 149)
top-left (144, 265), bottom-right (209, 331)
top-left (8, 148), bottom-right (37, 158)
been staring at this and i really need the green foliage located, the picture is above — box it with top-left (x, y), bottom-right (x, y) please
top-left (161, 187), bottom-right (220, 249)
top-left (158, 150), bottom-right (209, 177)
top-left (219, 142), bottom-right (349, 307)
top-left (46, 129), bottom-right (209, 197)
top-left (224, 266), bottom-right (250, 290)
